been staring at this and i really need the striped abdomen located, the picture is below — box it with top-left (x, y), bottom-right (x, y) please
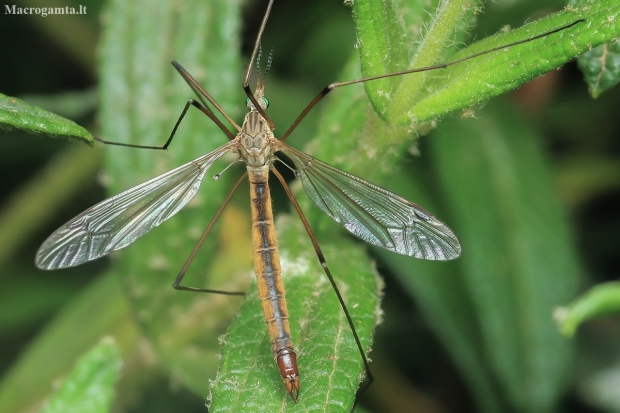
top-left (247, 165), bottom-right (299, 401)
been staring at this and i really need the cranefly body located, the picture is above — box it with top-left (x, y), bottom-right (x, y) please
top-left (34, 70), bottom-right (461, 400)
top-left (237, 95), bottom-right (300, 399)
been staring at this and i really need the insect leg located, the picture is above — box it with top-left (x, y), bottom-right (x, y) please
top-left (172, 60), bottom-right (242, 133)
top-left (172, 172), bottom-right (247, 296)
top-left (95, 98), bottom-right (236, 151)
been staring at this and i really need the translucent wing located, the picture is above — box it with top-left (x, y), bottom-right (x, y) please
top-left (278, 144), bottom-right (461, 260)
top-left (36, 143), bottom-right (234, 269)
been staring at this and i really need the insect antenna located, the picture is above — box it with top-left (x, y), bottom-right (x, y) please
top-left (264, 47), bottom-right (274, 80)
top-left (256, 44), bottom-right (262, 76)
top-left (243, 0), bottom-right (276, 130)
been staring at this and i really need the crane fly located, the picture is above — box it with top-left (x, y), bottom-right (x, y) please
top-left (35, 0), bottom-right (584, 402)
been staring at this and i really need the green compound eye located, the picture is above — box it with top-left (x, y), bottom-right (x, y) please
top-left (245, 96), bottom-right (269, 109)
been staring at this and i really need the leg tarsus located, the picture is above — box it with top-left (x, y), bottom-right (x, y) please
top-left (172, 283), bottom-right (245, 296)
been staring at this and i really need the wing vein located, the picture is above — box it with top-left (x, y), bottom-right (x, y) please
top-left (36, 143), bottom-right (234, 269)
top-left (278, 143), bottom-right (461, 260)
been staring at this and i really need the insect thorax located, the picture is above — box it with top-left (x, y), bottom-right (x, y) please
top-left (238, 110), bottom-right (276, 167)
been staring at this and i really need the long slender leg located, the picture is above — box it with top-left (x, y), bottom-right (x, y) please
top-left (172, 172), bottom-right (247, 296)
top-left (96, 98), bottom-right (236, 150)
top-left (278, 19), bottom-right (585, 143)
top-left (271, 167), bottom-right (374, 386)
top-left (243, 0), bottom-right (274, 89)
top-left (172, 61), bottom-right (242, 132)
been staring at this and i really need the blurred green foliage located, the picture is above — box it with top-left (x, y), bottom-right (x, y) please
top-left (41, 338), bottom-right (120, 413)
top-left (557, 281), bottom-right (620, 338)
top-left (578, 42), bottom-right (620, 98)
top-left (1, 0), bottom-right (620, 412)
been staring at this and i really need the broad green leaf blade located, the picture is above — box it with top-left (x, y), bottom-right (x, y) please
top-left (429, 99), bottom-right (579, 413)
top-left (0, 93), bottom-right (93, 145)
top-left (99, 0), bottom-right (245, 399)
top-left (41, 338), bottom-right (121, 413)
top-left (392, 12), bottom-right (585, 125)
top-left (368, 155), bottom-right (502, 411)
top-left (578, 42), bottom-right (620, 98)
top-left (555, 281), bottom-right (620, 337)
top-left (209, 216), bottom-right (381, 412)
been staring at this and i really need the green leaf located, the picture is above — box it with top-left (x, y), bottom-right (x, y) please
top-left (555, 281), bottom-right (620, 337)
top-left (209, 216), bottom-right (381, 412)
top-left (0, 93), bottom-right (93, 145)
top-left (41, 338), bottom-right (121, 413)
top-left (350, 0), bottom-right (620, 129)
top-left (578, 42), bottom-right (620, 98)
top-left (352, 0), bottom-right (480, 118)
